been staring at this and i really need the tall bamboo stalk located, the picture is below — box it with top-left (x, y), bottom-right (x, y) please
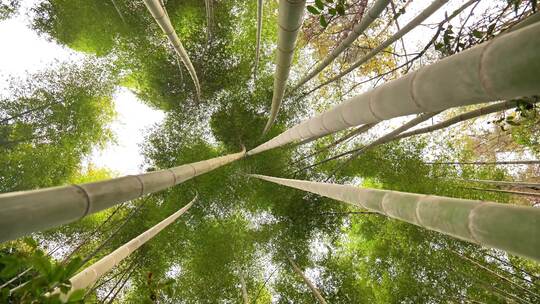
top-left (239, 269), bottom-right (249, 304)
top-left (287, 255), bottom-right (328, 304)
top-left (250, 175), bottom-right (540, 262)
top-left (458, 178), bottom-right (540, 189)
top-left (393, 99), bottom-right (533, 140)
top-left (254, 0), bottom-right (264, 81)
top-left (464, 187), bottom-right (540, 199)
top-left (143, 0), bottom-right (201, 99)
top-left (308, 0), bottom-right (453, 93)
top-left (294, 112), bottom-right (438, 174)
top-left (0, 149), bottom-right (244, 242)
top-left (57, 195), bottom-right (197, 301)
top-left (427, 160), bottom-right (540, 165)
top-left (247, 22), bottom-right (540, 155)
top-left (262, 0), bottom-right (306, 135)
top-left (292, 0), bottom-right (391, 90)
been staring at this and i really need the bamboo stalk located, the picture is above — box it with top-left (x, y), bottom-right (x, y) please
top-left (457, 178), bottom-right (540, 189)
top-left (240, 269), bottom-right (249, 304)
top-left (292, 0), bottom-right (391, 90)
top-left (56, 195), bottom-right (197, 300)
top-left (250, 175), bottom-right (540, 262)
top-left (464, 187), bottom-right (540, 198)
top-left (254, 0), bottom-right (264, 81)
top-left (309, 0), bottom-right (452, 93)
top-left (143, 0), bottom-right (201, 99)
top-left (394, 99), bottom-right (533, 140)
top-left (0, 148), bottom-right (244, 242)
top-left (247, 22), bottom-right (540, 155)
top-left (293, 112), bottom-right (438, 174)
top-left (262, 0), bottom-right (306, 135)
top-left (287, 255), bottom-right (328, 304)
top-left (427, 160), bottom-right (540, 165)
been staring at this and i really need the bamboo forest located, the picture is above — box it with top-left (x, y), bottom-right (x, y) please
top-left (1, 0), bottom-right (540, 302)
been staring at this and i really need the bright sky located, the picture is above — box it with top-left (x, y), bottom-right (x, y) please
top-left (0, 0), bottom-right (165, 175)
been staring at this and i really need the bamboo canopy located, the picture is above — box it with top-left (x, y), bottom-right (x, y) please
top-left (247, 22), bottom-right (540, 155)
top-left (292, 0), bottom-right (390, 90)
top-left (262, 0), bottom-right (306, 135)
top-left (250, 174), bottom-right (540, 262)
top-left (0, 149), bottom-right (245, 242)
top-left (57, 195), bottom-right (197, 301)
top-left (143, 0), bottom-right (202, 99)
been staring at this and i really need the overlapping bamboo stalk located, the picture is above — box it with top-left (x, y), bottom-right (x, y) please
top-left (143, 0), bottom-right (201, 99)
top-left (57, 195), bottom-right (197, 301)
top-left (250, 174), bottom-right (540, 262)
top-left (292, 0), bottom-right (391, 90)
top-left (0, 149), bottom-right (245, 242)
top-left (247, 22), bottom-right (540, 155)
top-left (262, 0), bottom-right (306, 134)
top-left (308, 0), bottom-right (452, 93)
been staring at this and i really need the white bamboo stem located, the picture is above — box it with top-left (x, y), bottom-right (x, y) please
top-left (247, 22), bottom-right (540, 155)
top-left (254, 0), bottom-right (264, 81)
top-left (240, 269), bottom-right (249, 304)
top-left (292, 0), bottom-right (391, 90)
top-left (312, 0), bottom-right (451, 92)
top-left (262, 0), bottom-right (306, 135)
top-left (0, 149), bottom-right (245, 242)
top-left (287, 255), bottom-right (328, 304)
top-left (250, 174), bottom-right (540, 262)
top-left (143, 0), bottom-right (201, 99)
top-left (57, 195), bottom-right (197, 301)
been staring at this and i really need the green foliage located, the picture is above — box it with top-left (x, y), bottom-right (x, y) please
top-left (0, 238), bottom-right (84, 303)
top-left (0, 60), bottom-right (116, 192)
top-left (0, 0), bottom-right (19, 20)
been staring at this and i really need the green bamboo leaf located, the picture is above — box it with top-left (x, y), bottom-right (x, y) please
top-left (319, 15), bottom-right (328, 28)
top-left (307, 5), bottom-right (320, 15)
top-left (315, 0), bottom-right (324, 10)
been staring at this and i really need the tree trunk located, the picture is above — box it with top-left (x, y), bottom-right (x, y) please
top-left (292, 123), bottom-right (377, 165)
top-left (427, 160), bottom-right (540, 165)
top-left (287, 255), bottom-right (328, 304)
top-left (0, 148), bottom-right (245, 242)
top-left (239, 269), bottom-right (249, 304)
top-left (292, 0), bottom-right (390, 90)
top-left (464, 187), bottom-right (540, 199)
top-left (457, 178), bottom-right (540, 190)
top-left (262, 0), bottom-right (306, 135)
top-left (254, 0), bottom-right (263, 81)
top-left (247, 22), bottom-right (540, 155)
top-left (250, 174), bottom-right (540, 262)
top-left (295, 112), bottom-right (438, 174)
top-left (143, 0), bottom-right (201, 99)
top-left (393, 99), bottom-right (537, 140)
top-left (57, 195), bottom-right (197, 300)
top-left (309, 0), bottom-right (453, 93)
